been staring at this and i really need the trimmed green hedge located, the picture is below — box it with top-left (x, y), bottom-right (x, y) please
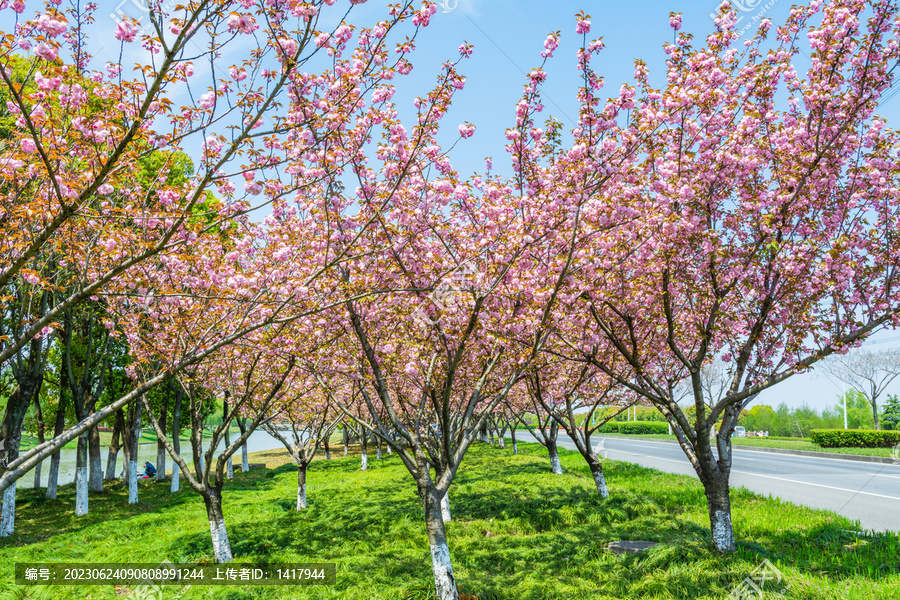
top-left (599, 421), bottom-right (669, 435)
top-left (810, 429), bottom-right (900, 448)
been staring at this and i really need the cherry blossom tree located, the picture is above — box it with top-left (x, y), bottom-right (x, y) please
top-left (0, 0), bottom-right (451, 530)
top-left (518, 354), bottom-right (636, 496)
top-left (262, 368), bottom-right (346, 510)
top-left (565, 1), bottom-right (900, 552)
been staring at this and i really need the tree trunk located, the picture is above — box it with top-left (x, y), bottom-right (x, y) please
top-left (75, 433), bottom-right (89, 516)
top-left (105, 409), bottom-right (124, 481)
top-left (342, 425), bottom-right (349, 456)
top-left (0, 483), bottom-right (15, 537)
top-left (586, 453), bottom-right (609, 498)
top-left (126, 399), bottom-right (142, 504)
top-left (420, 482), bottom-right (458, 600)
top-left (88, 424), bottom-right (103, 491)
top-left (324, 433), bottom-right (331, 460)
top-left (204, 489), bottom-right (233, 563)
top-left (547, 439), bottom-right (562, 475)
top-left (157, 397), bottom-right (168, 481)
top-left (237, 417), bottom-right (249, 472)
top-left (488, 428), bottom-right (494, 445)
top-left (703, 472), bottom-right (736, 552)
top-left (376, 437), bottom-right (382, 460)
top-left (1, 384), bottom-right (33, 536)
top-left (441, 490), bottom-right (451, 523)
top-left (497, 425), bottom-right (506, 449)
top-left (511, 426), bottom-right (518, 454)
top-left (360, 430), bottom-right (368, 470)
top-left (171, 385), bottom-right (182, 492)
top-left (32, 391), bottom-right (45, 488)
top-left (222, 399), bottom-right (232, 479)
top-left (46, 390), bottom-right (69, 499)
top-left (873, 399), bottom-right (881, 431)
top-left (128, 460), bottom-right (138, 504)
top-left (296, 463), bottom-right (307, 510)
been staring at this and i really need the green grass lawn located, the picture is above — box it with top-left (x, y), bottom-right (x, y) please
top-left (593, 432), bottom-right (897, 458)
top-left (0, 442), bottom-right (897, 599)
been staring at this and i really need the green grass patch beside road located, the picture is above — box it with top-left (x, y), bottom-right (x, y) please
top-left (595, 432), bottom-right (897, 458)
top-left (0, 443), bottom-right (897, 599)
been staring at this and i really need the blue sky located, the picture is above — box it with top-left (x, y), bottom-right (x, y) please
top-left (91, 0), bottom-right (900, 411)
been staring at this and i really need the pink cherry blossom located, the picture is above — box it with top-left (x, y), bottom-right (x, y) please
top-left (115, 20), bottom-right (138, 42)
top-left (34, 42), bottom-right (58, 61)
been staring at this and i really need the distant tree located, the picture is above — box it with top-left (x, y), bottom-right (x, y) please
top-left (819, 349), bottom-right (900, 430)
top-left (740, 405), bottom-right (778, 434)
top-left (882, 395), bottom-right (900, 431)
top-left (821, 391), bottom-right (875, 430)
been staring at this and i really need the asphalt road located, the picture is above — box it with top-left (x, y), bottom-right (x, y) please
top-left (513, 431), bottom-right (900, 533)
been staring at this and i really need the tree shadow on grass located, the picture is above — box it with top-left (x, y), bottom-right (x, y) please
top-left (0, 479), bottom-right (199, 548)
top-left (764, 522), bottom-right (900, 580)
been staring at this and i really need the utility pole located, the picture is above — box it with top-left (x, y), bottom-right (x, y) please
top-left (843, 357), bottom-right (848, 430)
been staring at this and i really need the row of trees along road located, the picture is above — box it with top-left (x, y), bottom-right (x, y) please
top-left (5, 2), bottom-right (900, 599)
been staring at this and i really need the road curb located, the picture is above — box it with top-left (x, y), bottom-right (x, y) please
top-left (595, 435), bottom-right (899, 465)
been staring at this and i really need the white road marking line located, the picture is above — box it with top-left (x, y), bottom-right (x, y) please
top-left (605, 449), bottom-right (692, 466)
top-left (605, 448), bottom-right (900, 501)
top-left (603, 437), bottom-right (900, 469)
top-left (729, 470), bottom-right (900, 502)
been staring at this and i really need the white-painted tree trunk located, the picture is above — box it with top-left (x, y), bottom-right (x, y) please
top-left (498, 436), bottom-right (505, 449)
top-left (376, 444), bottom-right (382, 460)
top-left (441, 492), bottom-right (451, 523)
top-left (75, 434), bottom-right (89, 515)
top-left (592, 468), bottom-right (609, 498)
top-left (75, 466), bottom-right (89, 516)
top-left (711, 509), bottom-right (735, 552)
top-left (549, 448), bottom-right (563, 475)
top-left (430, 537), bottom-right (456, 600)
top-left (241, 444), bottom-right (249, 472)
top-left (209, 518), bottom-right (233, 563)
top-left (0, 483), bottom-right (16, 537)
top-left (700, 462), bottom-right (737, 552)
top-left (360, 452), bottom-right (368, 471)
top-left (422, 485), bottom-right (458, 600)
top-left (513, 441), bottom-right (518, 454)
top-left (386, 444), bottom-right (392, 455)
top-left (297, 465), bottom-right (307, 510)
top-left (205, 491), bottom-right (234, 563)
top-left (226, 457), bottom-right (233, 480)
top-left (127, 460), bottom-right (138, 504)
top-left (170, 463), bottom-right (180, 493)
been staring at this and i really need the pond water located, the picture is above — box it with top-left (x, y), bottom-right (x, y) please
top-left (17, 429), bottom-right (290, 489)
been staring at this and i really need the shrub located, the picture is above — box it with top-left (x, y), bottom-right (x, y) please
top-left (599, 421), bottom-right (668, 435)
top-left (809, 429), bottom-right (900, 448)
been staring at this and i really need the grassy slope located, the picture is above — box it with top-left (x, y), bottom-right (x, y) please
top-left (0, 443), bottom-right (897, 600)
